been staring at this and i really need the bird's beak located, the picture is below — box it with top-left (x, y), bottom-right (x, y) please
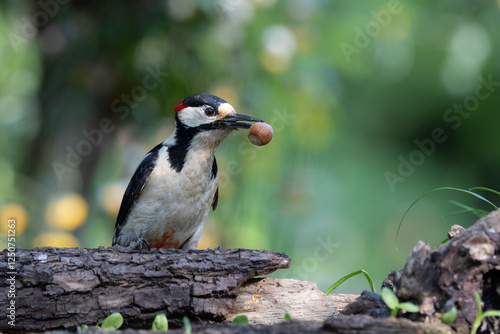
top-left (219, 113), bottom-right (264, 129)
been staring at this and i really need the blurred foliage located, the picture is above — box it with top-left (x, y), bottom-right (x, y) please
top-left (1, 0), bottom-right (500, 292)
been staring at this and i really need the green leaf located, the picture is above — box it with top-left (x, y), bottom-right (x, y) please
top-left (395, 187), bottom-right (498, 252)
top-left (284, 313), bottom-right (292, 321)
top-left (183, 316), bottom-right (192, 334)
top-left (325, 269), bottom-right (375, 295)
top-left (232, 315), bottom-right (249, 324)
top-left (398, 302), bottom-right (419, 313)
top-left (152, 313), bottom-right (168, 331)
top-left (381, 287), bottom-right (399, 310)
top-left (441, 306), bottom-right (457, 324)
top-left (80, 325), bottom-right (88, 329)
top-left (101, 312), bottom-right (123, 331)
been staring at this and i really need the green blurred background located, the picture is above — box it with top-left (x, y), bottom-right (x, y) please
top-left (1, 0), bottom-right (500, 293)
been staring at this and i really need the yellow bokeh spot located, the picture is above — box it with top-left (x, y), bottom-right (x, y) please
top-left (102, 183), bottom-right (127, 217)
top-left (292, 103), bottom-right (335, 150)
top-left (211, 85), bottom-right (240, 109)
top-left (260, 50), bottom-right (291, 74)
top-left (0, 203), bottom-right (28, 235)
top-left (294, 27), bottom-right (315, 53)
top-left (32, 232), bottom-right (80, 248)
top-left (197, 223), bottom-right (221, 250)
top-left (46, 193), bottom-right (88, 231)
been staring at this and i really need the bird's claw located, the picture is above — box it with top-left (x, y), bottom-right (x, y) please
top-left (113, 238), bottom-right (151, 251)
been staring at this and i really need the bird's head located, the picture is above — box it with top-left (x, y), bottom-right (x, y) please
top-left (174, 94), bottom-right (263, 137)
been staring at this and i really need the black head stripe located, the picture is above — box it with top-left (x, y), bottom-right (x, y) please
top-left (181, 94), bottom-right (228, 109)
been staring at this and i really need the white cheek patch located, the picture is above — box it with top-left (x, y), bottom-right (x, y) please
top-left (217, 103), bottom-right (235, 118)
top-left (178, 106), bottom-right (212, 128)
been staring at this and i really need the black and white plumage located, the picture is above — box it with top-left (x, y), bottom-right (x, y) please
top-left (112, 94), bottom-right (263, 250)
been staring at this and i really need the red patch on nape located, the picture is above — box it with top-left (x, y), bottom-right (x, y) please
top-left (174, 100), bottom-right (187, 112)
top-left (147, 230), bottom-right (183, 249)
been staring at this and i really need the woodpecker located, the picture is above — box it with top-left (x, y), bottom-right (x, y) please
top-left (112, 93), bottom-right (263, 250)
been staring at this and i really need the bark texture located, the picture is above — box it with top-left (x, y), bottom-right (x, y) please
top-left (0, 247), bottom-right (290, 331)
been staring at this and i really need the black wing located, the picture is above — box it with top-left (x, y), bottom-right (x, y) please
top-left (113, 143), bottom-right (162, 243)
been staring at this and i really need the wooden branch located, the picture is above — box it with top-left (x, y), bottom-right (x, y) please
top-left (0, 247), bottom-right (290, 332)
top-left (228, 277), bottom-right (358, 324)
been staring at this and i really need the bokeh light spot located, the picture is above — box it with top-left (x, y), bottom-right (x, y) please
top-left (0, 203), bottom-right (28, 235)
top-left (441, 23), bottom-right (491, 95)
top-left (211, 85), bottom-right (240, 108)
top-left (100, 182), bottom-right (127, 217)
top-left (260, 49), bottom-right (292, 74)
top-left (46, 193), bottom-right (88, 231)
top-left (262, 25), bottom-right (297, 59)
top-left (165, 0), bottom-right (197, 21)
top-left (33, 232), bottom-right (80, 248)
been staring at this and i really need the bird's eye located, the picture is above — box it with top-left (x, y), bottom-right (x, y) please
top-left (205, 107), bottom-right (216, 117)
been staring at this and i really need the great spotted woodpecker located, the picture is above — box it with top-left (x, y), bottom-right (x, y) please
top-left (112, 93), bottom-right (263, 250)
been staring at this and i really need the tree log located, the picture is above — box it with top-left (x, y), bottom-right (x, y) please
top-left (3, 210), bottom-right (499, 334)
top-left (0, 247), bottom-right (290, 332)
top-left (345, 208), bottom-right (500, 334)
top-left (228, 277), bottom-right (358, 324)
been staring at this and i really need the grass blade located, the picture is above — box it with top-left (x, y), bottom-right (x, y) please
top-left (445, 200), bottom-right (491, 218)
top-left (482, 310), bottom-right (500, 318)
top-left (439, 237), bottom-right (449, 245)
top-left (469, 187), bottom-right (500, 197)
top-left (325, 269), bottom-right (375, 295)
top-left (395, 187), bottom-right (497, 252)
top-left (183, 316), bottom-right (192, 334)
top-left (471, 291), bottom-right (483, 334)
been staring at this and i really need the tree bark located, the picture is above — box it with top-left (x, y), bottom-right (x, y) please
top-left (0, 247), bottom-right (289, 332)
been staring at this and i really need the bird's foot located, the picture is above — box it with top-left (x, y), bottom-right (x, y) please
top-left (113, 238), bottom-right (151, 251)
